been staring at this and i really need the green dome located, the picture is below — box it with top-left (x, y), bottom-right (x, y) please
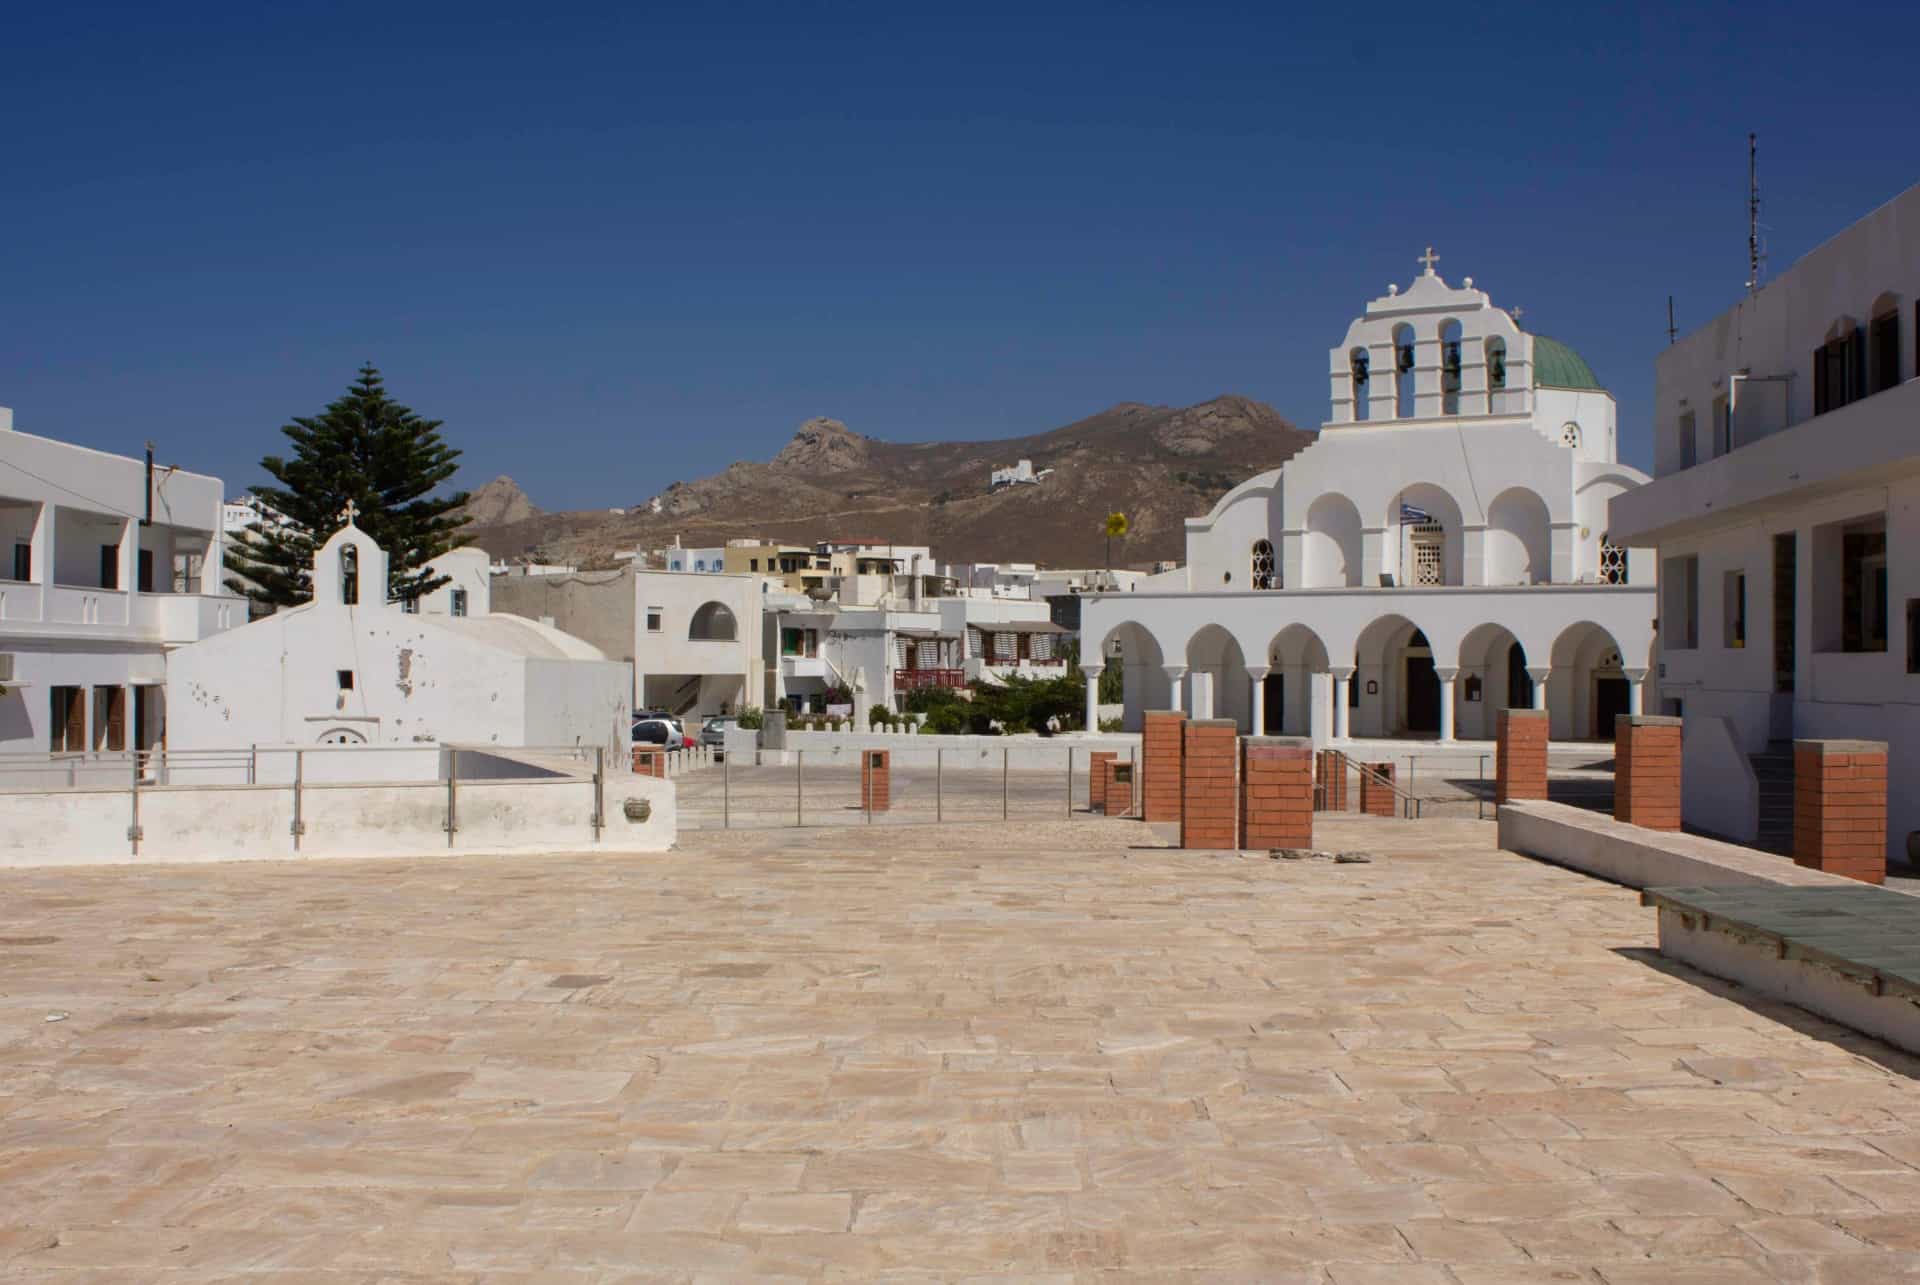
top-left (1531, 335), bottom-right (1603, 390)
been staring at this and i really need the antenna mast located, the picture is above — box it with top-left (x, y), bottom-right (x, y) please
top-left (1746, 132), bottom-right (1762, 295)
top-left (1667, 295), bottom-right (1677, 346)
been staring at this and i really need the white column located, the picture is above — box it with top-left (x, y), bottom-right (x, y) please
top-left (1162, 664), bottom-right (1188, 715)
top-left (1624, 667), bottom-right (1648, 716)
top-left (204, 529), bottom-right (225, 596)
top-left (1084, 665), bottom-right (1103, 733)
top-left (1527, 666), bottom-right (1552, 712)
top-left (1246, 665), bottom-right (1270, 737)
top-left (1435, 666), bottom-right (1459, 743)
top-left (120, 516), bottom-right (138, 598)
top-left (1331, 666), bottom-right (1355, 740)
top-left (1192, 669), bottom-right (1214, 720)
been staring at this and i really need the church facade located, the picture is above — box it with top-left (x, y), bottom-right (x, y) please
top-left (1081, 254), bottom-right (1658, 744)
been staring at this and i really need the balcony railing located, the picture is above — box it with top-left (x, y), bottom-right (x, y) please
top-left (982, 655), bottom-right (1065, 668)
top-left (895, 667), bottom-right (964, 691)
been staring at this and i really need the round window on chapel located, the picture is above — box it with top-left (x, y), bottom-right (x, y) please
top-left (1560, 423), bottom-right (1582, 448)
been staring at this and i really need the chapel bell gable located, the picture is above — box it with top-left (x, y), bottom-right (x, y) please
top-left (310, 506), bottom-right (391, 609)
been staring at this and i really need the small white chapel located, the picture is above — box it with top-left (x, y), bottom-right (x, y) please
top-left (1081, 250), bottom-right (1659, 745)
top-left (166, 511), bottom-right (631, 758)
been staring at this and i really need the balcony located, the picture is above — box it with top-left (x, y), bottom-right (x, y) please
top-left (135, 593), bottom-right (243, 644)
top-left (895, 667), bottom-right (965, 691)
top-left (0, 580), bottom-right (43, 623)
top-left (781, 654), bottom-right (830, 680)
top-left (47, 586), bottom-right (128, 627)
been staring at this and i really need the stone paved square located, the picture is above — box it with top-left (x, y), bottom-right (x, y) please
top-left (3, 815), bottom-right (1919, 1280)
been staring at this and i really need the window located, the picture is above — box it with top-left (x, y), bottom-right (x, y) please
top-left (1711, 394), bottom-right (1730, 457)
top-left (1843, 528), bottom-right (1888, 653)
top-left (337, 669), bottom-right (355, 691)
top-left (780, 626), bottom-right (818, 657)
top-left (450, 588), bottom-right (468, 618)
top-left (646, 607), bottom-right (663, 633)
top-left (1662, 555), bottom-right (1699, 649)
top-left (688, 601), bottom-right (737, 640)
top-left (1410, 523), bottom-right (1444, 586)
top-left (92, 686), bottom-right (125, 752)
top-left (1908, 600), bottom-right (1920, 676)
top-left (1250, 539), bottom-right (1276, 590)
top-left (401, 596), bottom-right (419, 614)
top-left (1599, 535), bottom-right (1628, 585)
top-left (11, 543), bottom-right (28, 581)
top-left (1560, 423), bottom-right (1581, 449)
top-left (137, 549), bottom-right (153, 593)
top-left (1678, 410), bottom-right (1698, 468)
top-left (50, 686), bottom-right (85, 751)
top-left (1813, 322), bottom-right (1865, 414)
top-left (1869, 298), bottom-right (1901, 394)
top-left (99, 544), bottom-right (119, 590)
top-left (339, 546), bottom-right (358, 605)
top-left (1723, 571), bottom-right (1746, 649)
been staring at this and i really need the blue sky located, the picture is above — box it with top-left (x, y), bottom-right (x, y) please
top-left (4, 2), bottom-right (1916, 507)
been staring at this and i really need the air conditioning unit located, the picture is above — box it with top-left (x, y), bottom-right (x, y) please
top-left (0, 654), bottom-right (14, 682)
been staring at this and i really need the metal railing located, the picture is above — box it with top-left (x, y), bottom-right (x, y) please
top-left (676, 740), bottom-right (1138, 831)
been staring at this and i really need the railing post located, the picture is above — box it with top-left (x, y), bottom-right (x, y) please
top-left (248, 743), bottom-right (257, 786)
top-left (723, 743), bottom-right (731, 829)
top-left (936, 748), bottom-right (943, 822)
top-left (1002, 746), bottom-right (1009, 820)
top-left (291, 749), bottom-right (305, 851)
top-left (592, 746), bottom-right (604, 842)
top-left (1064, 746), bottom-right (1073, 818)
top-left (446, 747), bottom-right (459, 847)
top-left (128, 750), bottom-right (142, 856)
top-left (795, 748), bottom-right (803, 827)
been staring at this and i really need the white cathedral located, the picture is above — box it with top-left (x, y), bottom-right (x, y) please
top-left (1081, 251), bottom-right (1658, 745)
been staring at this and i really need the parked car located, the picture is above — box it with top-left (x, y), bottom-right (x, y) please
top-left (699, 716), bottom-right (736, 755)
top-left (631, 716), bottom-right (692, 750)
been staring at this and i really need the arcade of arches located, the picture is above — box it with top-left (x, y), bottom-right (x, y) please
top-left (1091, 616), bottom-right (1645, 743)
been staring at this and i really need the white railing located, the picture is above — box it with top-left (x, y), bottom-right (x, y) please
top-left (134, 592), bottom-right (242, 642)
top-left (48, 585), bottom-right (129, 627)
top-left (0, 580), bottom-right (44, 623)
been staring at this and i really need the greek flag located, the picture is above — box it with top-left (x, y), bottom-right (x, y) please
top-left (1399, 502), bottom-right (1432, 523)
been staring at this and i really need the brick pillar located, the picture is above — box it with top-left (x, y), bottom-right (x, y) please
top-left (1240, 736), bottom-right (1313, 850)
top-left (1179, 719), bottom-right (1238, 849)
top-left (1088, 750), bottom-right (1117, 813)
top-left (1315, 749), bottom-right (1348, 812)
top-left (1793, 739), bottom-right (1888, 885)
top-left (1102, 759), bottom-right (1135, 816)
top-left (1495, 708), bottom-right (1547, 806)
top-left (1142, 710), bottom-right (1186, 824)
top-left (1359, 762), bottom-right (1396, 818)
top-left (632, 746), bottom-right (666, 778)
top-left (861, 750), bottom-right (891, 813)
top-left (1614, 714), bottom-right (1682, 830)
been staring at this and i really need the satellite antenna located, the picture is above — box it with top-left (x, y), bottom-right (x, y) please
top-left (1746, 132), bottom-right (1765, 295)
top-left (1667, 295), bottom-right (1677, 346)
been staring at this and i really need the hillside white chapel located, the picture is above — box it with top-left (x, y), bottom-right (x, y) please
top-left (1081, 251), bottom-right (1657, 744)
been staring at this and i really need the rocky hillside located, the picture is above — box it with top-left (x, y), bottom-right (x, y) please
top-left (462, 396), bottom-right (1313, 569)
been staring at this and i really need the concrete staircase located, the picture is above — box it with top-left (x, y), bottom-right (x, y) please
top-left (1750, 741), bottom-right (1795, 855)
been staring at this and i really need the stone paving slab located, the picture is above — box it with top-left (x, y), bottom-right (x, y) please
top-left (1, 815), bottom-right (1918, 1280)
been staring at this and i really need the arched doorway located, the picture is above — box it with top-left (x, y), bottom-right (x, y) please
top-left (1550, 621), bottom-right (1629, 742)
top-left (1404, 630), bottom-right (1439, 734)
top-left (1266, 624), bottom-right (1330, 738)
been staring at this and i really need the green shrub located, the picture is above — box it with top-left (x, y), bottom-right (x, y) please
top-left (736, 705), bottom-right (763, 730)
top-left (868, 706), bottom-right (893, 729)
top-left (1098, 716), bottom-right (1124, 733)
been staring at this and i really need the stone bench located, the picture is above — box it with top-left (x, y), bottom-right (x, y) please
top-left (1642, 884), bottom-right (1920, 1055)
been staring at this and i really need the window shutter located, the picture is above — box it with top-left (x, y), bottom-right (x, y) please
top-left (1812, 348), bottom-right (1828, 415)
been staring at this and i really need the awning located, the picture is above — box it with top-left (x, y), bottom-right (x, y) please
top-left (972, 620), bottom-right (1066, 634)
top-left (894, 628), bottom-right (956, 640)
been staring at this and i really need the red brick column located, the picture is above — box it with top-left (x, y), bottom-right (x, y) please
top-left (632, 746), bottom-right (666, 778)
top-left (1101, 759), bottom-right (1135, 816)
top-left (1614, 715), bottom-right (1682, 830)
top-left (1088, 751), bottom-right (1117, 813)
top-left (1315, 749), bottom-right (1347, 812)
top-left (1240, 736), bottom-right (1313, 850)
top-left (1495, 708), bottom-right (1547, 806)
top-left (1142, 710), bottom-right (1186, 824)
top-left (1180, 719), bottom-right (1238, 849)
top-left (1793, 739), bottom-right (1888, 884)
top-left (861, 750), bottom-right (891, 813)
top-left (1359, 762), bottom-right (1396, 818)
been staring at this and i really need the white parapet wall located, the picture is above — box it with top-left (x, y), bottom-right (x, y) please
top-left (1681, 714), bottom-right (1759, 844)
top-left (1496, 799), bottom-right (1856, 891)
top-left (765, 731), bottom-right (1142, 770)
top-left (0, 765), bottom-right (674, 869)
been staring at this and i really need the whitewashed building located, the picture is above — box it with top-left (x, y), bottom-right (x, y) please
top-left (167, 517), bottom-right (629, 757)
top-left (0, 408), bottom-right (239, 754)
top-left (1081, 252), bottom-right (1657, 743)
top-left (1608, 182), bottom-right (1920, 856)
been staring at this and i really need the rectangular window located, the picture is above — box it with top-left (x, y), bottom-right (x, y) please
top-left (450, 588), bottom-right (468, 618)
top-left (1773, 532), bottom-right (1796, 693)
top-left (50, 686), bottom-right (85, 752)
top-left (1909, 600), bottom-right (1920, 676)
top-left (1814, 328), bottom-right (1866, 414)
top-left (1663, 555), bottom-right (1699, 649)
top-left (93, 685), bottom-right (125, 752)
top-left (1711, 395), bottom-right (1730, 457)
top-left (337, 670), bottom-right (355, 691)
top-left (11, 543), bottom-right (28, 581)
top-left (137, 548), bottom-right (154, 593)
top-left (401, 596), bottom-right (419, 614)
top-left (646, 607), bottom-right (663, 633)
top-left (1841, 526), bottom-right (1888, 653)
top-left (1678, 411), bottom-right (1697, 468)
top-left (99, 544), bottom-right (119, 590)
top-left (1723, 570), bottom-right (1746, 649)
top-left (749, 559), bottom-right (759, 571)
top-left (1871, 310), bottom-right (1902, 393)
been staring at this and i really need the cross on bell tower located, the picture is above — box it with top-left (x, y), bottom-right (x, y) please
top-left (338, 499), bottom-right (360, 525)
top-left (1418, 246), bottom-right (1440, 275)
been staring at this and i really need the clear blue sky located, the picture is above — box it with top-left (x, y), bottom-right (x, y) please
top-left (4, 2), bottom-right (1915, 508)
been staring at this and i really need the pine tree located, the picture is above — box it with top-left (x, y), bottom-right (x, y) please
top-left (226, 364), bottom-right (469, 608)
